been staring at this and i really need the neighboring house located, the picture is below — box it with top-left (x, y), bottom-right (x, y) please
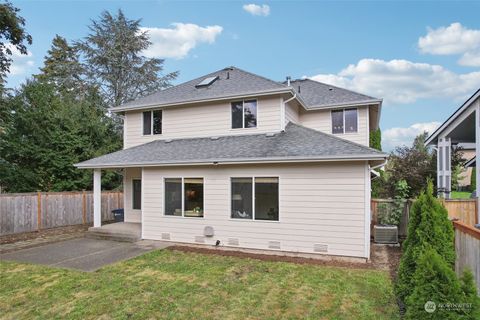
top-left (426, 88), bottom-right (480, 221)
top-left (457, 143), bottom-right (476, 191)
top-left (76, 66), bottom-right (387, 260)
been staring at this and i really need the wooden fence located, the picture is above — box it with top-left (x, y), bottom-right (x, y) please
top-left (453, 220), bottom-right (480, 293)
top-left (0, 191), bottom-right (123, 236)
top-left (440, 199), bottom-right (478, 226)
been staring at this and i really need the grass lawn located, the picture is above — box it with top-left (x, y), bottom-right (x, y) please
top-left (450, 191), bottom-right (472, 199)
top-left (0, 249), bottom-right (399, 320)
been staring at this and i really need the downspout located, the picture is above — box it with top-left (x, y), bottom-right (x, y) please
top-left (282, 93), bottom-right (297, 131)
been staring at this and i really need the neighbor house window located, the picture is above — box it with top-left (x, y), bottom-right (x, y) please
top-left (231, 177), bottom-right (279, 221)
top-left (331, 108), bottom-right (358, 134)
top-left (132, 179), bottom-right (141, 210)
top-left (165, 178), bottom-right (204, 217)
top-left (143, 110), bottom-right (162, 135)
top-left (231, 100), bottom-right (257, 129)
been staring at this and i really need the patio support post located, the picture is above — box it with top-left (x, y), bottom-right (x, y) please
top-left (476, 102), bottom-right (480, 223)
top-left (437, 137), bottom-right (452, 198)
top-left (93, 168), bottom-right (102, 228)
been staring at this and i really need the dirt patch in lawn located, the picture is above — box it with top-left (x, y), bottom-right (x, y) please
top-left (0, 224), bottom-right (89, 245)
top-left (168, 244), bottom-right (401, 275)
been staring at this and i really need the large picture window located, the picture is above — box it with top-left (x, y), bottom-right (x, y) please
top-left (165, 178), bottom-right (204, 217)
top-left (143, 110), bottom-right (162, 135)
top-left (231, 100), bottom-right (257, 129)
top-left (231, 177), bottom-right (279, 221)
top-left (331, 108), bottom-right (358, 134)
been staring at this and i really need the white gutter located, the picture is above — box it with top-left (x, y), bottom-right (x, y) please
top-left (281, 93), bottom-right (297, 130)
top-left (110, 88), bottom-right (295, 113)
top-left (75, 154), bottom-right (388, 169)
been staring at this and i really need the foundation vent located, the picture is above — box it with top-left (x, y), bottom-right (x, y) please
top-left (195, 236), bottom-right (205, 243)
top-left (268, 241), bottom-right (281, 250)
top-left (313, 243), bottom-right (328, 253)
top-left (228, 238), bottom-right (239, 246)
top-left (161, 233), bottom-right (171, 240)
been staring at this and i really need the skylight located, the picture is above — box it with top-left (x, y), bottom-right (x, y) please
top-left (196, 76), bottom-right (219, 87)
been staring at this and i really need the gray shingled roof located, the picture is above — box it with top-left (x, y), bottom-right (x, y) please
top-left (75, 123), bottom-right (387, 168)
top-left (111, 66), bottom-right (381, 112)
top-left (289, 79), bottom-right (380, 108)
top-left (113, 66), bottom-right (288, 111)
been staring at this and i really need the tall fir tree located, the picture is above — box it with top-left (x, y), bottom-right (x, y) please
top-left (76, 9), bottom-right (178, 108)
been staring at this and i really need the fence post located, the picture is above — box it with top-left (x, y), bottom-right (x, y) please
top-left (37, 192), bottom-right (42, 231)
top-left (82, 190), bottom-right (87, 225)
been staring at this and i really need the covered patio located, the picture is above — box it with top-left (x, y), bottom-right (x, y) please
top-left (426, 88), bottom-right (480, 222)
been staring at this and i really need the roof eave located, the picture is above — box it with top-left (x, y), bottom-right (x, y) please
top-left (75, 154), bottom-right (388, 169)
top-left (305, 99), bottom-right (383, 110)
top-left (426, 88), bottom-right (480, 146)
top-left (110, 88), bottom-right (295, 113)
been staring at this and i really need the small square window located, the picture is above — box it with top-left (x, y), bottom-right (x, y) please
top-left (331, 108), bottom-right (358, 134)
top-left (231, 100), bottom-right (257, 129)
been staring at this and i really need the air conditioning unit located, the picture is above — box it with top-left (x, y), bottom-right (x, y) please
top-left (374, 225), bottom-right (398, 244)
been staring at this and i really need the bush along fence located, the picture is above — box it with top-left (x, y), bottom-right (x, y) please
top-left (453, 220), bottom-right (480, 293)
top-left (0, 191), bottom-right (123, 236)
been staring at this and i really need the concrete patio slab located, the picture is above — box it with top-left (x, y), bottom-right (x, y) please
top-left (0, 238), bottom-right (171, 272)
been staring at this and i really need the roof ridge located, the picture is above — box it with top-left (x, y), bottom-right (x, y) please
top-left (231, 66), bottom-right (288, 89)
top-left (298, 78), bottom-right (379, 101)
top-left (286, 122), bottom-right (386, 155)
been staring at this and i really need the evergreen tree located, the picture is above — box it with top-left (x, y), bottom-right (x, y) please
top-left (405, 248), bottom-right (478, 320)
top-left (369, 127), bottom-right (382, 151)
top-left (76, 9), bottom-right (178, 108)
top-left (396, 181), bottom-right (455, 302)
top-left (36, 35), bottom-right (85, 93)
top-left (0, 1), bottom-right (32, 91)
top-left (0, 80), bottom-right (121, 192)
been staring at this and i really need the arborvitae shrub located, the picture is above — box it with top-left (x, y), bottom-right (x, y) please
top-left (395, 181), bottom-right (455, 302)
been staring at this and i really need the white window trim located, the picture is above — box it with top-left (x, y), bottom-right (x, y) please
top-left (230, 99), bottom-right (258, 130)
top-left (331, 107), bottom-right (359, 135)
top-left (230, 176), bottom-right (280, 222)
top-left (142, 110), bottom-right (162, 136)
top-left (163, 177), bottom-right (205, 218)
top-left (132, 178), bottom-right (142, 210)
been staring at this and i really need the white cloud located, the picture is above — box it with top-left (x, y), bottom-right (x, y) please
top-left (141, 23), bottom-right (223, 59)
top-left (383, 122), bottom-right (441, 151)
top-left (243, 4), bottom-right (270, 16)
top-left (418, 22), bottom-right (480, 66)
top-left (6, 44), bottom-right (34, 76)
top-left (309, 58), bottom-right (480, 105)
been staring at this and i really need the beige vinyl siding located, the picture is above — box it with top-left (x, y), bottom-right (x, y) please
top-left (299, 106), bottom-right (369, 146)
top-left (285, 101), bottom-right (300, 125)
top-left (124, 96), bottom-right (282, 148)
top-left (140, 162), bottom-right (368, 258)
top-left (124, 167), bottom-right (141, 223)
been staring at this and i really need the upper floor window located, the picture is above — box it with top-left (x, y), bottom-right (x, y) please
top-left (231, 100), bottom-right (257, 129)
top-left (143, 110), bottom-right (162, 135)
top-left (331, 108), bottom-right (358, 134)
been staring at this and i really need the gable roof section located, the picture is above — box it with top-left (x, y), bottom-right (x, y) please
top-left (426, 88), bottom-right (480, 145)
top-left (112, 66), bottom-right (289, 112)
top-left (111, 66), bottom-right (381, 112)
top-left (288, 79), bottom-right (381, 108)
top-left (75, 123), bottom-right (387, 168)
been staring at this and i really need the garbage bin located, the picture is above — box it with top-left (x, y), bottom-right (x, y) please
top-left (112, 208), bottom-right (124, 222)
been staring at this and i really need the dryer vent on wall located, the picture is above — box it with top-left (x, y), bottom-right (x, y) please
top-left (313, 243), bottom-right (328, 253)
top-left (161, 233), bottom-right (171, 240)
top-left (195, 236), bottom-right (205, 243)
top-left (268, 241), bottom-right (281, 250)
top-left (228, 238), bottom-right (239, 246)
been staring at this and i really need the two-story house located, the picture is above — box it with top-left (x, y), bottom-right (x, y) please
top-left (76, 66), bottom-right (387, 260)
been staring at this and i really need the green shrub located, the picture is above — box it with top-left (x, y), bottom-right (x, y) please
top-left (405, 248), bottom-right (474, 320)
top-left (470, 167), bottom-right (476, 192)
top-left (459, 269), bottom-right (480, 319)
top-left (396, 180), bottom-right (455, 302)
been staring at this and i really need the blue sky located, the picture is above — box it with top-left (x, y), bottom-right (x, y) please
top-left (7, 0), bottom-right (480, 150)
